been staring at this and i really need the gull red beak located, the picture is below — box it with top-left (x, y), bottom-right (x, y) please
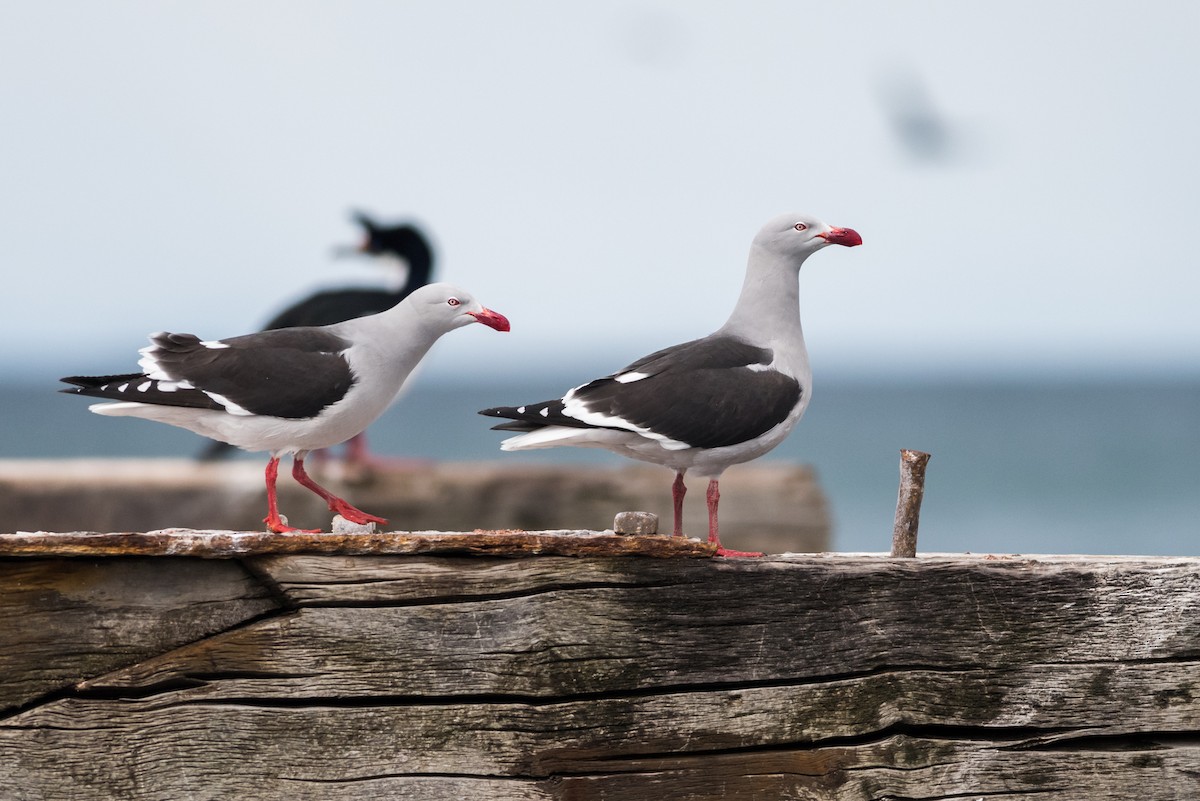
top-left (469, 307), bottom-right (511, 332)
top-left (819, 226), bottom-right (863, 247)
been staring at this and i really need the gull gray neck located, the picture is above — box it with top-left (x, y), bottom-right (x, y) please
top-left (333, 300), bottom-right (445, 386)
top-left (717, 242), bottom-right (810, 346)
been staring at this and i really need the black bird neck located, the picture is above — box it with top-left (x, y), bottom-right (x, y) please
top-left (380, 227), bottom-right (434, 292)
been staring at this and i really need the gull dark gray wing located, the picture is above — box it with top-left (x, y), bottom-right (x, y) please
top-left (61, 327), bottom-right (357, 420)
top-left (480, 335), bottom-right (802, 449)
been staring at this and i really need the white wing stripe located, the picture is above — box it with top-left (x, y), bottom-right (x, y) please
top-left (203, 391), bottom-right (253, 416)
top-left (561, 388), bottom-right (690, 450)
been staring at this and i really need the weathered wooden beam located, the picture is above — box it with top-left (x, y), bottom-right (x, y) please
top-left (0, 558), bottom-right (278, 714)
top-left (1, 551), bottom-right (1198, 799)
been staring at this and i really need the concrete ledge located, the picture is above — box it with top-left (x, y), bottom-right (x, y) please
top-left (0, 459), bottom-right (830, 554)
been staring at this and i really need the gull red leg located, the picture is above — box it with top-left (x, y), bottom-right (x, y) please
top-left (263, 455), bottom-right (319, 534)
top-left (671, 472), bottom-right (687, 537)
top-left (291, 452), bottom-right (389, 528)
top-left (706, 478), bottom-right (763, 558)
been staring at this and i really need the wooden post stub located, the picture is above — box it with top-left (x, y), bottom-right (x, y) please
top-left (614, 511), bottom-right (659, 536)
top-left (891, 449), bottom-right (931, 558)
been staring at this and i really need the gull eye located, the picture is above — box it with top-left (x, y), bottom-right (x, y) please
top-left (793, 223), bottom-right (807, 231)
top-left (447, 297), bottom-right (461, 307)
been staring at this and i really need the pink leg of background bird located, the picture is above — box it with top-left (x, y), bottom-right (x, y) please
top-left (671, 472), bottom-right (687, 536)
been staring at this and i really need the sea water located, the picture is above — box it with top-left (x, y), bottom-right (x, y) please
top-left (5, 375), bottom-right (1197, 556)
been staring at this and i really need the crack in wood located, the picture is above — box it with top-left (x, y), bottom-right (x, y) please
top-left (275, 748), bottom-right (1063, 788)
top-left (277, 579), bottom-right (687, 609)
top-left (0, 609), bottom-right (303, 725)
top-left (237, 558), bottom-right (297, 610)
top-left (0, 561), bottom-right (290, 724)
top-left (867, 790), bottom-right (1063, 801)
top-left (67, 670), bottom-right (325, 703)
top-left (1037, 653), bottom-right (1200, 667)
top-left (1008, 730), bottom-right (1200, 752)
top-left (65, 662), bottom-right (995, 707)
top-left (556, 723), bottom-right (1087, 769)
top-left (278, 772), bottom-right (537, 784)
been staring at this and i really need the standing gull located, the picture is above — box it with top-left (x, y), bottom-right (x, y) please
top-left (199, 212), bottom-right (436, 463)
top-left (479, 213), bottom-right (861, 556)
top-left (63, 283), bottom-right (510, 533)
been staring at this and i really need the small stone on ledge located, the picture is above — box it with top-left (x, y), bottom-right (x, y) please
top-left (613, 511), bottom-right (659, 536)
top-left (332, 516), bottom-right (378, 534)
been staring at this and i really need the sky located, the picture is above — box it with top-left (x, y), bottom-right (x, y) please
top-left (2, 1), bottom-right (1198, 382)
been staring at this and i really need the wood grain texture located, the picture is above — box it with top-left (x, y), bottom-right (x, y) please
top-left (0, 529), bottom-right (716, 559)
top-left (0, 558), bottom-right (279, 714)
top-left (2, 553), bottom-right (1198, 800)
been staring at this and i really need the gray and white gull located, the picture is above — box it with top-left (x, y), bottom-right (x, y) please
top-left (479, 213), bottom-right (861, 556)
top-left (62, 283), bottom-right (510, 533)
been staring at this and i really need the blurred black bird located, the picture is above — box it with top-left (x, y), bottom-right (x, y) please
top-left (876, 62), bottom-right (955, 163)
top-left (263, 211), bottom-right (435, 329)
top-left (198, 211), bottom-right (435, 463)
